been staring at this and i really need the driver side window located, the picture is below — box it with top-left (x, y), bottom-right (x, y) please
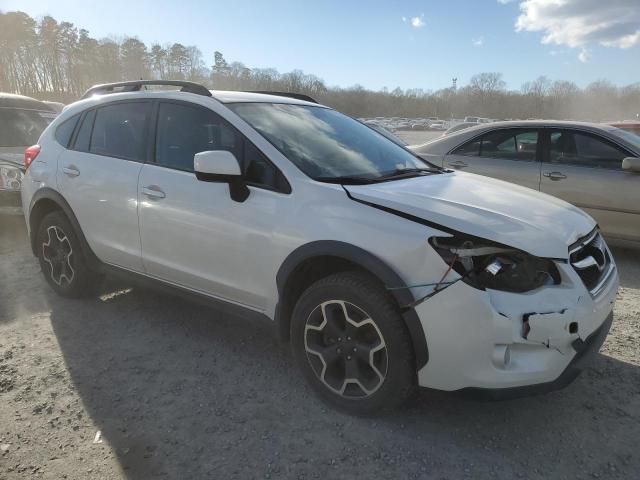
top-left (155, 102), bottom-right (289, 192)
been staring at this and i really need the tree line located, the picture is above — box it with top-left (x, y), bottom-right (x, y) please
top-left (1, 10), bottom-right (639, 121)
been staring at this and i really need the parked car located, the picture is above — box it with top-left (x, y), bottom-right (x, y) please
top-left (22, 81), bottom-right (617, 413)
top-left (428, 121), bottom-right (447, 131)
top-left (411, 120), bottom-right (640, 244)
top-left (608, 121), bottom-right (640, 137)
top-left (363, 121), bottom-right (408, 146)
top-left (0, 93), bottom-right (56, 214)
top-left (41, 101), bottom-right (65, 114)
top-left (463, 116), bottom-right (480, 123)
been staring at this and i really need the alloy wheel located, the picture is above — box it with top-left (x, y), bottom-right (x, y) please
top-left (304, 300), bottom-right (388, 398)
top-left (42, 225), bottom-right (75, 286)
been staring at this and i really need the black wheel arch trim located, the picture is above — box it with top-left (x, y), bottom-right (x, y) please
top-left (275, 240), bottom-right (429, 370)
top-left (28, 187), bottom-right (101, 270)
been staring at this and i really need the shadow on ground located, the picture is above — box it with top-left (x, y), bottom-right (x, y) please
top-left (46, 278), bottom-right (640, 479)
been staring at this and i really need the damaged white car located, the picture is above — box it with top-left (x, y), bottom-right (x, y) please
top-left (22, 81), bottom-right (618, 414)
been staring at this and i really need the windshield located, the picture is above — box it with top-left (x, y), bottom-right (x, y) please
top-left (610, 127), bottom-right (640, 151)
top-left (0, 108), bottom-right (55, 147)
top-left (228, 103), bottom-right (432, 181)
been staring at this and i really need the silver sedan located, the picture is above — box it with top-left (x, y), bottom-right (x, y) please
top-left (410, 120), bottom-right (640, 244)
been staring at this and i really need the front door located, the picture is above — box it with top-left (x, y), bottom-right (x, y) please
top-left (137, 100), bottom-right (290, 310)
top-left (540, 128), bottom-right (640, 242)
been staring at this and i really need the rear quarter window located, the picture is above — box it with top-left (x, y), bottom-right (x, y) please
top-left (54, 114), bottom-right (80, 148)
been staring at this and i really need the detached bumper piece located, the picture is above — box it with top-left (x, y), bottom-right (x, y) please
top-left (461, 312), bottom-right (613, 400)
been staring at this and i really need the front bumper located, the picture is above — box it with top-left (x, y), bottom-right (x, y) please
top-left (414, 256), bottom-right (618, 393)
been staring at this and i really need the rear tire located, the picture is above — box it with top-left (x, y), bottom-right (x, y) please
top-left (36, 211), bottom-right (102, 298)
top-left (291, 271), bottom-right (416, 414)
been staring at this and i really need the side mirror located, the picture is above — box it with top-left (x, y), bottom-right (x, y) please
top-left (622, 157), bottom-right (640, 173)
top-left (194, 150), bottom-right (249, 202)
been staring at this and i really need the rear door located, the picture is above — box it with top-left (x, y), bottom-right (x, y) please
top-left (444, 128), bottom-right (542, 190)
top-left (540, 128), bottom-right (640, 241)
top-left (57, 101), bottom-right (152, 270)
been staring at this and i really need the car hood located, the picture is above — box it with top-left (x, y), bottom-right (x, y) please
top-left (345, 171), bottom-right (596, 259)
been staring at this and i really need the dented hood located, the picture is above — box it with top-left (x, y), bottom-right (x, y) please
top-left (345, 171), bottom-right (595, 259)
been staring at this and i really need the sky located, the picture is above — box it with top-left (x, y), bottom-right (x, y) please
top-left (1, 0), bottom-right (639, 91)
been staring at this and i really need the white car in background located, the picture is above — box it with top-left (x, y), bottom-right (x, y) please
top-left (22, 81), bottom-right (617, 413)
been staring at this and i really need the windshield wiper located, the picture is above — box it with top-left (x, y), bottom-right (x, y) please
top-left (315, 175), bottom-right (381, 185)
top-left (315, 167), bottom-right (443, 185)
top-left (377, 167), bottom-right (441, 180)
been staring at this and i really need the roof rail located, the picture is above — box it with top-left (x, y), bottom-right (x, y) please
top-left (81, 80), bottom-right (212, 99)
top-left (249, 91), bottom-right (319, 104)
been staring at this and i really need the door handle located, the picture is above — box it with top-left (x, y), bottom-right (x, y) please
top-left (142, 185), bottom-right (166, 199)
top-left (62, 165), bottom-right (80, 177)
top-left (447, 161), bottom-right (468, 169)
top-left (543, 171), bottom-right (567, 181)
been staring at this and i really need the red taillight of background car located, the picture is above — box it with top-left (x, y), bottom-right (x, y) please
top-left (24, 145), bottom-right (41, 169)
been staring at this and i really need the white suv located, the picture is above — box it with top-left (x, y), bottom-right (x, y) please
top-left (21, 81), bottom-right (618, 413)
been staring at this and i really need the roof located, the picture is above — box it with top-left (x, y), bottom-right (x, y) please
top-left (0, 93), bottom-right (56, 111)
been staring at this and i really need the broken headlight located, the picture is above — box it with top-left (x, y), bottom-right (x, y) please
top-left (429, 236), bottom-right (560, 293)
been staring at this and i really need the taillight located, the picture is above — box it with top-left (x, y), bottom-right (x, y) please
top-left (24, 145), bottom-right (41, 169)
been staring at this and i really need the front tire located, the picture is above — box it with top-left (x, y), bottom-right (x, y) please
top-left (291, 271), bottom-right (416, 414)
top-left (36, 211), bottom-right (102, 297)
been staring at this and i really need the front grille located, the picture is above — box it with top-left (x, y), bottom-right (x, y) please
top-left (569, 229), bottom-right (613, 295)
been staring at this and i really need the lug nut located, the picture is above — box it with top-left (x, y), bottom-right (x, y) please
top-left (338, 337), bottom-right (342, 342)
top-left (337, 347), bottom-right (342, 353)
top-left (347, 336), bottom-right (351, 341)
top-left (347, 355), bottom-right (352, 360)
top-left (353, 347), bottom-right (357, 352)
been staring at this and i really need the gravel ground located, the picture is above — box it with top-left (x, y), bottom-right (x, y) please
top-left (0, 214), bottom-right (639, 480)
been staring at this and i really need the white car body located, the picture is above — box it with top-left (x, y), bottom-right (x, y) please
top-left (22, 84), bottom-right (617, 404)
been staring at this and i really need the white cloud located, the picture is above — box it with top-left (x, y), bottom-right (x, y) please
top-left (497, 0), bottom-right (515, 4)
top-left (411, 14), bottom-right (425, 28)
top-left (578, 48), bottom-right (591, 63)
top-left (472, 36), bottom-right (484, 46)
top-left (515, 0), bottom-right (640, 51)
top-left (401, 16), bottom-right (407, 22)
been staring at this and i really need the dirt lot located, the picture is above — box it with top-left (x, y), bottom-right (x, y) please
top-left (1, 213), bottom-right (639, 480)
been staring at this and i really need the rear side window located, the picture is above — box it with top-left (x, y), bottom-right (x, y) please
top-left (73, 109), bottom-right (95, 152)
top-left (453, 138), bottom-right (481, 156)
top-left (549, 130), bottom-right (628, 170)
top-left (54, 114), bottom-right (80, 148)
top-left (89, 102), bottom-right (151, 161)
top-left (480, 129), bottom-right (538, 162)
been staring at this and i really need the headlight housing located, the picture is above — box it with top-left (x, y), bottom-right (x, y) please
top-left (429, 235), bottom-right (560, 293)
top-left (0, 165), bottom-right (23, 191)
